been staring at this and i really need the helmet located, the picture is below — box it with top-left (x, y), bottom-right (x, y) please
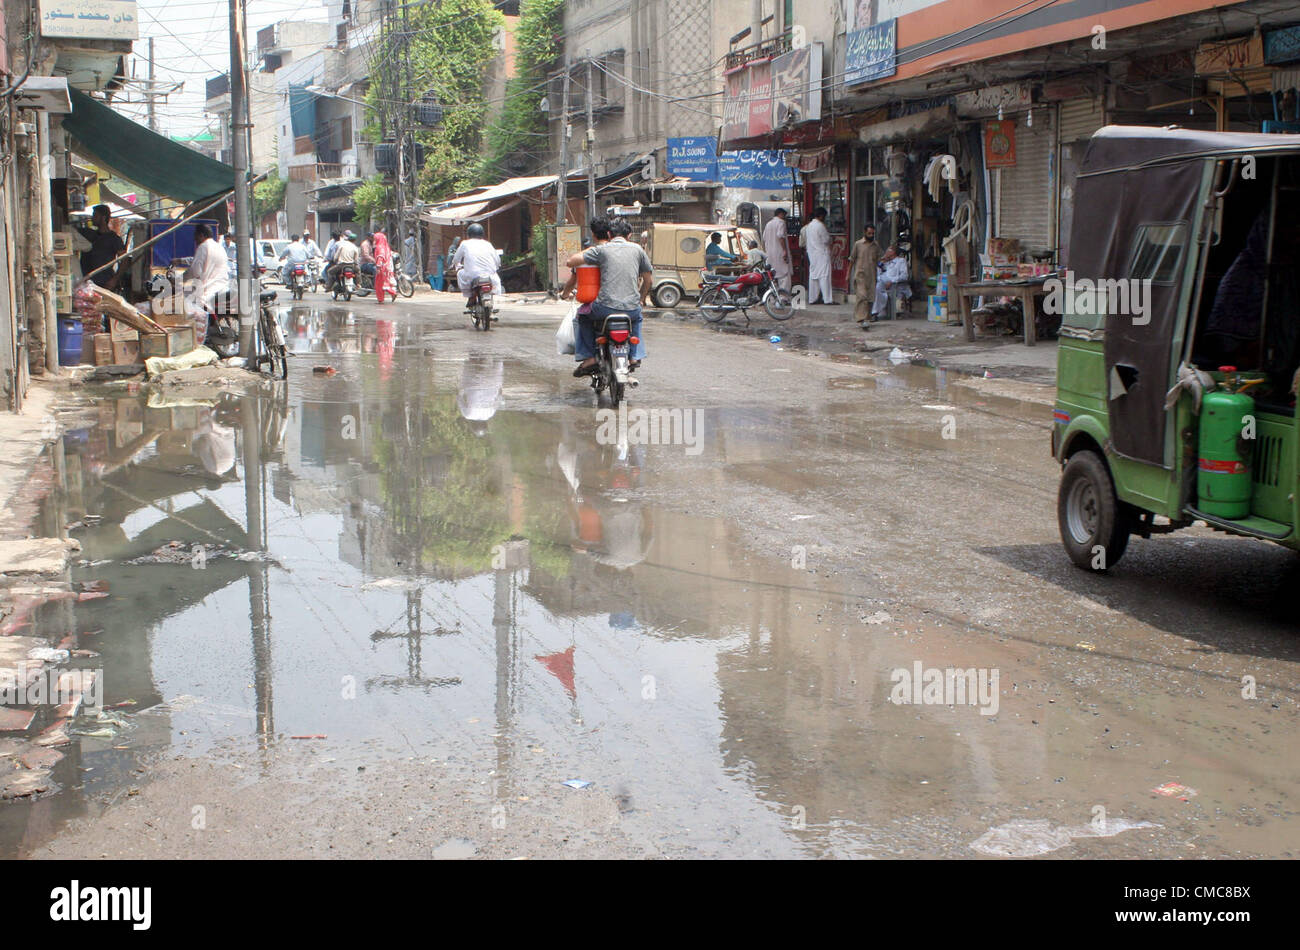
top-left (466, 223), bottom-right (485, 239)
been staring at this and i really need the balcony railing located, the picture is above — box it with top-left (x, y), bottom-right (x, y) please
top-left (725, 31), bottom-right (794, 71)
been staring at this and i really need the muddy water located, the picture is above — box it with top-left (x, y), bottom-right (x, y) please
top-left (4, 305), bottom-right (1296, 858)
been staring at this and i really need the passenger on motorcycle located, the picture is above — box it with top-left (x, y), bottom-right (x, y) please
top-left (452, 223), bottom-right (503, 312)
top-left (279, 234), bottom-right (310, 285)
top-left (326, 232), bottom-right (360, 291)
top-left (565, 217), bottom-right (650, 376)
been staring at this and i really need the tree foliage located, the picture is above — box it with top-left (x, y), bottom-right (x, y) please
top-left (480, 0), bottom-right (564, 181)
top-left (352, 174), bottom-right (391, 229)
top-left (365, 0), bottom-right (504, 203)
top-left (252, 169), bottom-right (286, 221)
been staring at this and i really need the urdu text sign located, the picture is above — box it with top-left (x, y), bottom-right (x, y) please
top-left (845, 20), bottom-right (897, 86)
top-left (40, 0), bottom-right (139, 41)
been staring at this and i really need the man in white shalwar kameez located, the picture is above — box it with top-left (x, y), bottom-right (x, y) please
top-left (872, 245), bottom-right (912, 317)
top-left (761, 208), bottom-right (792, 292)
top-left (803, 207), bottom-right (833, 304)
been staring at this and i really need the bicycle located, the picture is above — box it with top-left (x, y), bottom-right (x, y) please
top-left (250, 290), bottom-right (289, 379)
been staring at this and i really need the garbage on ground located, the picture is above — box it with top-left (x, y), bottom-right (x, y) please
top-left (971, 817), bottom-right (1158, 857)
top-left (1152, 781), bottom-right (1197, 800)
top-left (312, 366), bottom-right (337, 375)
top-left (144, 344), bottom-right (219, 379)
top-left (561, 779), bottom-right (593, 789)
top-left (128, 541), bottom-right (277, 565)
top-left (68, 709), bottom-right (130, 739)
top-left (769, 335), bottom-right (781, 343)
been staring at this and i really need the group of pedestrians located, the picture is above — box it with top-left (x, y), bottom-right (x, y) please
top-left (759, 207), bottom-right (911, 327)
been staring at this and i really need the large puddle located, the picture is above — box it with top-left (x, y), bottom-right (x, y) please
top-left (9, 305), bottom-right (1279, 858)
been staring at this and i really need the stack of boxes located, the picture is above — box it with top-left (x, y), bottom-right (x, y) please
top-left (981, 238), bottom-right (1022, 281)
top-left (927, 273), bottom-right (949, 322)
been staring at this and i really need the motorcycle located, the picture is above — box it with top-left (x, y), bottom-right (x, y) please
top-left (466, 276), bottom-right (493, 331)
top-left (331, 265), bottom-right (357, 302)
top-left (289, 262), bottom-right (308, 301)
top-left (589, 312), bottom-right (637, 408)
top-left (306, 257), bottom-right (324, 293)
top-left (204, 290), bottom-right (242, 358)
top-left (697, 262), bottom-right (793, 323)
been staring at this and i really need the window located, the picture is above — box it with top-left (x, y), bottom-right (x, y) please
top-left (679, 236), bottom-right (702, 254)
top-left (1129, 223), bottom-right (1186, 284)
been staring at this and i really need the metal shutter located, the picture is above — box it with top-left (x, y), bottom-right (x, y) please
top-left (1059, 96), bottom-right (1105, 143)
top-left (994, 108), bottom-right (1054, 256)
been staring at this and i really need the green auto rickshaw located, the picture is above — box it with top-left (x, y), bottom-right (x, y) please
top-left (1053, 126), bottom-right (1300, 570)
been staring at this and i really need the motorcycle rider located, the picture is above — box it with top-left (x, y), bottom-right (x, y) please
top-left (451, 223), bottom-right (503, 313)
top-left (302, 231), bottom-right (322, 259)
top-left (565, 217), bottom-right (650, 376)
top-left (326, 231), bottom-right (360, 292)
top-left (279, 233), bottom-right (310, 286)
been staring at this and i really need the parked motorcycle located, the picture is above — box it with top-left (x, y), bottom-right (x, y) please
top-left (465, 276), bottom-right (493, 331)
top-left (205, 291), bottom-right (241, 358)
top-left (697, 262), bottom-right (793, 323)
top-left (589, 312), bottom-right (637, 408)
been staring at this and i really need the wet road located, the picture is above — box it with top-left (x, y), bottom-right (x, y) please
top-left (5, 293), bottom-right (1299, 858)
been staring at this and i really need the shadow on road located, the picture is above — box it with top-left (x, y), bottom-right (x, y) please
top-left (979, 537), bottom-right (1300, 662)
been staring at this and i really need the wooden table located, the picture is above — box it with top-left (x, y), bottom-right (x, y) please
top-left (954, 280), bottom-right (1051, 346)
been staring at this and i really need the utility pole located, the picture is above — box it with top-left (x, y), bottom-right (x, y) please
top-left (229, 0), bottom-right (255, 353)
top-left (144, 39), bottom-right (157, 213)
top-left (555, 60), bottom-right (570, 226)
top-left (393, 0), bottom-right (408, 252)
top-left (584, 57), bottom-right (596, 231)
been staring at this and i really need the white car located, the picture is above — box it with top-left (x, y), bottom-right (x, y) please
top-left (256, 239), bottom-right (292, 284)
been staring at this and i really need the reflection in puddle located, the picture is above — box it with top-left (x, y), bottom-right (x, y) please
top-left (0, 307), bottom-right (1171, 858)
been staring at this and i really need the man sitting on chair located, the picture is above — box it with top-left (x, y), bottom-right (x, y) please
top-left (872, 245), bottom-right (912, 318)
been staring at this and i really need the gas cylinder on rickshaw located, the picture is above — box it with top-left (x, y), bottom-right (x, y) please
top-left (1197, 369), bottom-right (1254, 519)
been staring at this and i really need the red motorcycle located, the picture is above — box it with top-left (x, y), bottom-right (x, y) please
top-left (697, 262), bottom-right (793, 323)
top-left (331, 265), bottom-right (357, 302)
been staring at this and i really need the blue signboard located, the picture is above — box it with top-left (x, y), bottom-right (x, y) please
top-left (845, 19), bottom-right (897, 86)
top-left (666, 137), bottom-right (719, 181)
top-left (717, 150), bottom-right (794, 190)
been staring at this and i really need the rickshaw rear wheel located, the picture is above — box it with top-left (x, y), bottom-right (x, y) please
top-left (1058, 449), bottom-right (1131, 572)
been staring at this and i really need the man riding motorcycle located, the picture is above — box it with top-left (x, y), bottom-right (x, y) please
top-left (279, 234), bottom-right (310, 286)
top-left (565, 217), bottom-right (650, 376)
top-left (325, 231), bottom-right (361, 293)
top-left (452, 223), bottom-right (503, 314)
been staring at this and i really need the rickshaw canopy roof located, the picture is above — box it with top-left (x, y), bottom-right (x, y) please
top-left (1082, 126), bottom-right (1300, 176)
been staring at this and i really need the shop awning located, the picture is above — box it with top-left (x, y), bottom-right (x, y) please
top-left (422, 199), bottom-right (521, 226)
top-left (438, 175), bottom-right (558, 208)
top-left (62, 88), bottom-right (238, 202)
top-left (857, 105), bottom-right (957, 147)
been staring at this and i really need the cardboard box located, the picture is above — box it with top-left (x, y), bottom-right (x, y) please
top-left (81, 331), bottom-right (99, 365)
top-left (140, 326), bottom-right (195, 359)
top-left (108, 319), bottom-right (139, 342)
top-left (927, 295), bottom-right (949, 320)
top-left (111, 339), bottom-right (142, 365)
top-left (55, 293), bottom-right (73, 314)
top-left (93, 334), bottom-right (114, 366)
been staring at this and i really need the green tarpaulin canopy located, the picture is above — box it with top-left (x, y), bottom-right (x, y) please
top-left (62, 88), bottom-right (239, 203)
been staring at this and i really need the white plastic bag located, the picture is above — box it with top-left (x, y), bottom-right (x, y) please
top-left (556, 303), bottom-right (577, 355)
